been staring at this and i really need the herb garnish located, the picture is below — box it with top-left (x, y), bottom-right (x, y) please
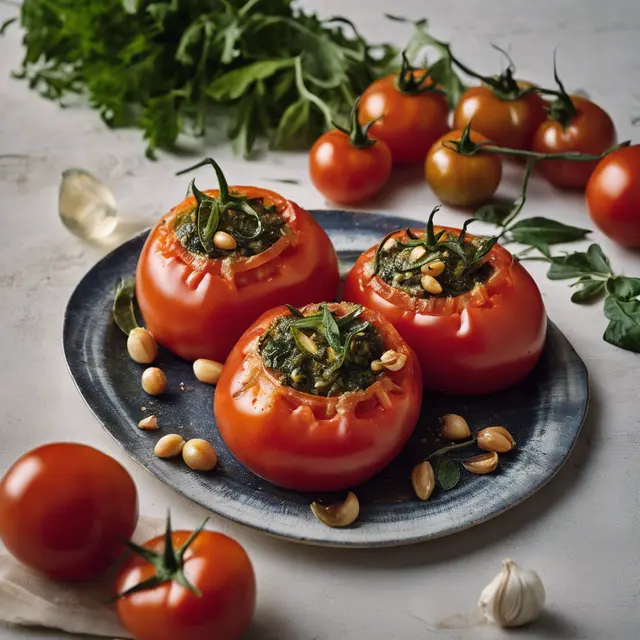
top-left (113, 278), bottom-right (140, 335)
top-left (260, 304), bottom-right (383, 396)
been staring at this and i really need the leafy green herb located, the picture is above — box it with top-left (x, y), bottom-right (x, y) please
top-left (603, 296), bottom-right (640, 352)
top-left (508, 217), bottom-right (590, 251)
top-left (10, 1), bottom-right (398, 158)
top-left (435, 456), bottom-right (460, 491)
top-left (113, 278), bottom-right (139, 335)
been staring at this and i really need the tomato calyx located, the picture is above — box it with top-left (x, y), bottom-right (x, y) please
top-left (115, 514), bottom-right (208, 600)
top-left (333, 97), bottom-right (380, 149)
top-left (395, 51), bottom-right (446, 97)
top-left (541, 55), bottom-right (578, 129)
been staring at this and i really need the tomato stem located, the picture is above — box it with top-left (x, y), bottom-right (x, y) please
top-left (332, 97), bottom-right (379, 149)
top-left (427, 438), bottom-right (478, 460)
top-left (536, 51), bottom-right (578, 128)
top-left (395, 50), bottom-right (446, 96)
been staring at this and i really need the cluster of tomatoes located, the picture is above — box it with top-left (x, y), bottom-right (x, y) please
top-left (309, 50), bottom-right (640, 248)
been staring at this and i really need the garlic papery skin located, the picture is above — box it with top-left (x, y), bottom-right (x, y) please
top-left (478, 559), bottom-right (545, 627)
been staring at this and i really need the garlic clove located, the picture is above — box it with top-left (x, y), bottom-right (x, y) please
top-left (310, 492), bottom-right (359, 527)
top-left (478, 559), bottom-right (545, 628)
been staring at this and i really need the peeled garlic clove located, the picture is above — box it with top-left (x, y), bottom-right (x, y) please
top-left (310, 492), bottom-right (359, 527)
top-left (411, 461), bottom-right (435, 501)
top-left (440, 414), bottom-right (472, 441)
top-left (478, 559), bottom-right (545, 627)
top-left (462, 451), bottom-right (498, 474)
top-left (477, 426), bottom-right (516, 453)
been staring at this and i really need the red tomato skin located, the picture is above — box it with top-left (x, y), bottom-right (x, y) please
top-left (214, 303), bottom-right (423, 491)
top-left (533, 96), bottom-right (616, 190)
top-left (115, 530), bottom-right (255, 640)
top-left (136, 188), bottom-right (339, 362)
top-left (586, 145), bottom-right (640, 247)
top-left (0, 443), bottom-right (138, 581)
top-left (359, 74), bottom-right (450, 165)
top-left (453, 85), bottom-right (547, 150)
top-left (343, 229), bottom-right (547, 395)
top-left (309, 130), bottom-right (392, 204)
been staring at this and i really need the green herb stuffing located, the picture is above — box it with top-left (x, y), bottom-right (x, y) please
top-left (260, 304), bottom-right (384, 396)
top-left (374, 207), bottom-right (496, 298)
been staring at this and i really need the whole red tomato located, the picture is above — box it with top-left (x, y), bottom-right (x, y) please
top-left (136, 166), bottom-right (339, 363)
top-left (214, 302), bottom-right (423, 491)
top-left (533, 95), bottom-right (616, 189)
top-left (0, 443), bottom-right (138, 581)
top-left (309, 100), bottom-right (392, 204)
top-left (115, 522), bottom-right (255, 640)
top-left (586, 144), bottom-right (640, 247)
top-left (453, 83), bottom-right (546, 150)
top-left (343, 227), bottom-right (546, 395)
top-left (359, 66), bottom-right (449, 165)
top-left (425, 128), bottom-right (503, 207)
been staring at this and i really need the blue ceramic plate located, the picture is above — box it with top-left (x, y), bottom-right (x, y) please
top-left (63, 210), bottom-right (589, 548)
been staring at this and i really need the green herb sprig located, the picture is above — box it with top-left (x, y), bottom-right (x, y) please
top-left (113, 278), bottom-right (140, 335)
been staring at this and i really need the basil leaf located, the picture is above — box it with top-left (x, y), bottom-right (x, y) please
top-left (603, 296), bottom-right (640, 353)
top-left (439, 240), bottom-right (468, 264)
top-left (322, 304), bottom-right (342, 353)
top-left (208, 59), bottom-right (295, 100)
top-left (201, 200), bottom-right (220, 246)
top-left (587, 244), bottom-right (612, 276)
top-left (471, 236), bottom-right (498, 266)
top-left (428, 55), bottom-right (467, 109)
top-left (571, 279), bottom-right (606, 304)
top-left (509, 217), bottom-right (590, 245)
top-left (228, 93), bottom-right (258, 158)
top-left (474, 202), bottom-right (512, 226)
top-left (606, 276), bottom-right (640, 301)
top-left (335, 305), bottom-right (363, 327)
top-left (436, 456), bottom-right (460, 491)
top-left (113, 279), bottom-right (139, 335)
top-left (426, 207), bottom-right (440, 246)
top-left (285, 304), bottom-right (304, 318)
top-left (547, 251), bottom-right (601, 280)
top-left (272, 99), bottom-right (311, 150)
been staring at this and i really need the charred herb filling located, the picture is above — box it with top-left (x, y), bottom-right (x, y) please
top-left (260, 304), bottom-right (384, 397)
top-left (374, 208), bottom-right (496, 298)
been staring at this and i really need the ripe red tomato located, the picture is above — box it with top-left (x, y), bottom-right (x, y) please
top-left (359, 73), bottom-right (450, 165)
top-left (425, 128), bottom-right (503, 207)
top-left (343, 228), bottom-right (546, 395)
top-left (0, 443), bottom-right (138, 581)
top-left (136, 187), bottom-right (339, 362)
top-left (532, 95), bottom-right (616, 190)
top-left (214, 302), bottom-right (423, 491)
top-left (309, 129), bottom-right (392, 204)
top-left (115, 526), bottom-right (255, 640)
top-left (586, 144), bottom-right (640, 247)
top-left (453, 84), bottom-right (546, 150)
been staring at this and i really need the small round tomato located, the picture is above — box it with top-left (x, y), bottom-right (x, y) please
top-left (0, 443), bottom-right (138, 581)
top-left (359, 64), bottom-right (450, 165)
top-left (533, 95), bottom-right (616, 190)
top-left (586, 144), bottom-right (640, 247)
top-left (425, 128), bottom-right (503, 207)
top-left (453, 83), bottom-right (546, 150)
top-left (214, 302), bottom-right (423, 491)
top-left (136, 159), bottom-right (339, 362)
top-left (115, 522), bottom-right (255, 640)
top-left (343, 223), bottom-right (546, 395)
top-left (309, 101), bottom-right (392, 204)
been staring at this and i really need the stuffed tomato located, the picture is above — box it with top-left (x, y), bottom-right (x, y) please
top-left (214, 302), bottom-right (422, 491)
top-left (136, 158), bottom-right (339, 362)
top-left (343, 210), bottom-right (546, 395)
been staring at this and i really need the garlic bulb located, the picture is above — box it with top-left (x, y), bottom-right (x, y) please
top-left (478, 559), bottom-right (545, 627)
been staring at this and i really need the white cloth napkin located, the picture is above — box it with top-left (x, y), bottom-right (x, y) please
top-left (0, 515), bottom-right (165, 639)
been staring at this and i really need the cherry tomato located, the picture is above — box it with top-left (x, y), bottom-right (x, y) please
top-left (532, 95), bottom-right (616, 190)
top-left (453, 84), bottom-right (546, 150)
top-left (309, 130), bottom-right (392, 204)
top-left (136, 186), bottom-right (339, 362)
top-left (115, 525), bottom-right (255, 640)
top-left (0, 443), bottom-right (138, 581)
top-left (425, 128), bottom-right (503, 207)
top-left (343, 228), bottom-right (547, 395)
top-left (359, 72), bottom-right (450, 165)
top-left (214, 302), bottom-right (423, 491)
top-left (586, 144), bottom-right (640, 247)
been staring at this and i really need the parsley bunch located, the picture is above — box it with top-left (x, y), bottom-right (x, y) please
top-left (9, 0), bottom-right (396, 158)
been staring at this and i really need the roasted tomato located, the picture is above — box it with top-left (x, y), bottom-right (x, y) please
top-left (115, 518), bottom-right (255, 640)
top-left (343, 210), bottom-right (547, 395)
top-left (359, 57), bottom-right (450, 165)
top-left (0, 443), bottom-right (138, 581)
top-left (214, 301), bottom-right (423, 491)
top-left (586, 144), bottom-right (640, 247)
top-left (425, 128), bottom-right (503, 207)
top-left (136, 158), bottom-right (339, 362)
top-left (309, 98), bottom-right (392, 204)
top-left (453, 81), bottom-right (546, 150)
top-left (533, 94), bottom-right (616, 190)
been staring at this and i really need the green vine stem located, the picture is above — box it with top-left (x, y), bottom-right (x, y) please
top-left (396, 51), bottom-right (445, 96)
top-left (427, 438), bottom-right (478, 461)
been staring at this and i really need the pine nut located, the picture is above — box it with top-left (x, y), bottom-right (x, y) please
top-left (379, 349), bottom-right (407, 372)
top-left (213, 231), bottom-right (237, 251)
top-left (409, 245), bottom-right (427, 263)
top-left (477, 426), bottom-right (516, 453)
top-left (138, 415), bottom-right (158, 430)
top-left (375, 388), bottom-right (392, 409)
top-left (297, 332), bottom-right (318, 355)
top-left (421, 275), bottom-right (443, 294)
top-left (310, 492), bottom-right (359, 527)
top-left (371, 359), bottom-right (385, 372)
top-left (382, 237), bottom-right (397, 252)
top-left (154, 434), bottom-right (185, 458)
top-left (182, 438), bottom-right (218, 471)
top-left (193, 358), bottom-right (223, 385)
top-left (440, 414), bottom-right (472, 441)
top-left (141, 367), bottom-right (167, 395)
top-left (421, 260), bottom-right (445, 277)
top-left (127, 328), bottom-right (158, 364)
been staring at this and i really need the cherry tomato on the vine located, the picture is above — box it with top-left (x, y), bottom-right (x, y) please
top-left (586, 144), bottom-right (640, 248)
top-left (533, 95), bottom-right (616, 190)
top-left (309, 99), bottom-right (392, 204)
top-left (359, 57), bottom-right (450, 166)
top-left (0, 443), bottom-right (138, 581)
top-left (425, 128), bottom-right (503, 207)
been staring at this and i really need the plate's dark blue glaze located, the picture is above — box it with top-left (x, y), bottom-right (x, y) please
top-left (63, 210), bottom-right (589, 547)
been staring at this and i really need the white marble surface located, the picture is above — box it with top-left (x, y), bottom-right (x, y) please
top-left (1, 1), bottom-right (640, 638)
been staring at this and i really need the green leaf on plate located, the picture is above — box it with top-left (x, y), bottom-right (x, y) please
top-left (603, 295), bottom-right (640, 353)
top-left (436, 456), bottom-right (460, 491)
top-left (113, 278), bottom-right (139, 335)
